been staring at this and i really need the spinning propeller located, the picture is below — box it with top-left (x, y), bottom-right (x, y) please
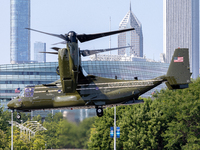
top-left (39, 46), bottom-right (132, 56)
top-left (26, 27), bottom-right (135, 56)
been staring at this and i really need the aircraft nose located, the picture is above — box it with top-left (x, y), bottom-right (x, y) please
top-left (7, 100), bottom-right (14, 109)
top-left (7, 98), bottom-right (22, 109)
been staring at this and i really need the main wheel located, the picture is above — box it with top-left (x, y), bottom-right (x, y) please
top-left (16, 114), bottom-right (21, 120)
top-left (96, 107), bottom-right (103, 117)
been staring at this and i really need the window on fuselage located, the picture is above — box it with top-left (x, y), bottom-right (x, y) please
top-left (24, 87), bottom-right (34, 97)
top-left (19, 90), bottom-right (24, 97)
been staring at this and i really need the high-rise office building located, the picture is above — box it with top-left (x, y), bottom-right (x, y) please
top-left (10, 0), bottom-right (30, 64)
top-left (34, 42), bottom-right (46, 63)
top-left (163, 0), bottom-right (199, 79)
top-left (118, 3), bottom-right (143, 57)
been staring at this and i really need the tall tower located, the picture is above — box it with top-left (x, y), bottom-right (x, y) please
top-left (118, 3), bottom-right (143, 57)
top-left (10, 0), bottom-right (30, 64)
top-left (163, 0), bottom-right (199, 79)
top-left (34, 42), bottom-right (46, 63)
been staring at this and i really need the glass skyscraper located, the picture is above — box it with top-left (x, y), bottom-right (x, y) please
top-left (118, 3), bottom-right (143, 57)
top-left (163, 0), bottom-right (199, 79)
top-left (10, 0), bottom-right (30, 64)
top-left (34, 42), bottom-right (46, 63)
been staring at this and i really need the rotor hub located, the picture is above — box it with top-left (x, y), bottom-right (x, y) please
top-left (68, 31), bottom-right (77, 42)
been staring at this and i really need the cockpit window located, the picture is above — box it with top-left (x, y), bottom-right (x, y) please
top-left (24, 87), bottom-right (34, 97)
top-left (82, 67), bottom-right (88, 76)
top-left (19, 90), bottom-right (24, 97)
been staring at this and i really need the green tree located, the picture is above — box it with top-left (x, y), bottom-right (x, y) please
top-left (56, 120), bottom-right (80, 148)
top-left (164, 78), bottom-right (200, 149)
top-left (42, 121), bottom-right (60, 148)
top-left (41, 112), bottom-right (95, 149)
top-left (53, 112), bottom-right (63, 122)
top-left (78, 117), bottom-right (95, 148)
top-left (32, 114), bottom-right (42, 123)
top-left (0, 107), bottom-right (10, 149)
top-left (13, 130), bottom-right (32, 150)
top-left (32, 135), bottom-right (45, 150)
top-left (88, 78), bottom-right (200, 149)
top-left (0, 129), bottom-right (9, 149)
top-left (0, 108), bottom-right (9, 132)
top-left (88, 107), bottom-right (123, 150)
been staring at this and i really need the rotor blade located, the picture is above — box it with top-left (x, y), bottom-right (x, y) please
top-left (51, 47), bottom-right (60, 51)
top-left (80, 46), bottom-right (132, 56)
top-left (25, 28), bottom-right (69, 41)
top-left (52, 41), bottom-right (68, 45)
top-left (77, 28), bottom-right (135, 43)
top-left (39, 52), bottom-right (58, 55)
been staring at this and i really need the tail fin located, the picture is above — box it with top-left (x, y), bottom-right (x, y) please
top-left (165, 48), bottom-right (192, 90)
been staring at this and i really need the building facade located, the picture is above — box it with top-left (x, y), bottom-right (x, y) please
top-left (34, 42), bottom-right (46, 63)
top-left (0, 62), bottom-right (59, 100)
top-left (163, 0), bottom-right (199, 79)
top-left (10, 0), bottom-right (30, 64)
top-left (118, 4), bottom-right (143, 57)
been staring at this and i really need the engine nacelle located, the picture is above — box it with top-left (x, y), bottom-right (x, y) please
top-left (58, 48), bottom-right (77, 93)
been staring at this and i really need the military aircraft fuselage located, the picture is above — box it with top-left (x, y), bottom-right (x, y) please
top-left (7, 75), bottom-right (165, 110)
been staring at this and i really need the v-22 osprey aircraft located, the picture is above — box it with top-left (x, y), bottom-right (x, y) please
top-left (7, 27), bottom-right (192, 117)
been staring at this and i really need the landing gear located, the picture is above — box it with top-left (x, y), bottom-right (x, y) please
top-left (16, 113), bottom-right (21, 120)
top-left (96, 106), bottom-right (103, 117)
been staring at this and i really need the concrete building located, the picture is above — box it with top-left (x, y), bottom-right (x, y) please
top-left (34, 42), bottom-right (46, 63)
top-left (10, 0), bottom-right (30, 64)
top-left (118, 3), bottom-right (143, 57)
top-left (163, 0), bottom-right (199, 78)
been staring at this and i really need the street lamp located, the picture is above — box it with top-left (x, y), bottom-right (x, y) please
top-left (114, 106), bottom-right (116, 150)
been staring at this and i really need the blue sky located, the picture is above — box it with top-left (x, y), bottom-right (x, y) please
top-left (0, 0), bottom-right (163, 64)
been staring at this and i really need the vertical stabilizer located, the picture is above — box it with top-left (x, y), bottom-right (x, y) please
top-left (165, 48), bottom-right (191, 89)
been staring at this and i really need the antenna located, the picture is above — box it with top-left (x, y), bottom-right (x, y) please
top-left (109, 17), bottom-right (111, 55)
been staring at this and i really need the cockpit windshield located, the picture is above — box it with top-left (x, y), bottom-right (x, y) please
top-left (24, 87), bottom-right (34, 97)
top-left (19, 86), bottom-right (35, 98)
top-left (19, 90), bottom-right (24, 97)
top-left (82, 67), bottom-right (88, 76)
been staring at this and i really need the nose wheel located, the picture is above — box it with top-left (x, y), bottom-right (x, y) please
top-left (96, 106), bottom-right (103, 117)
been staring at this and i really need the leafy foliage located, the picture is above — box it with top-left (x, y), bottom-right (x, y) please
top-left (41, 113), bottom-right (95, 149)
top-left (88, 78), bottom-right (200, 149)
top-left (0, 107), bottom-right (95, 149)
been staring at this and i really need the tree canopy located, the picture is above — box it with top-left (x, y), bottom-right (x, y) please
top-left (88, 78), bottom-right (200, 150)
top-left (0, 108), bottom-right (95, 149)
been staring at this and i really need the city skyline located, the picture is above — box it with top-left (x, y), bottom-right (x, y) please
top-left (0, 0), bottom-right (163, 64)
